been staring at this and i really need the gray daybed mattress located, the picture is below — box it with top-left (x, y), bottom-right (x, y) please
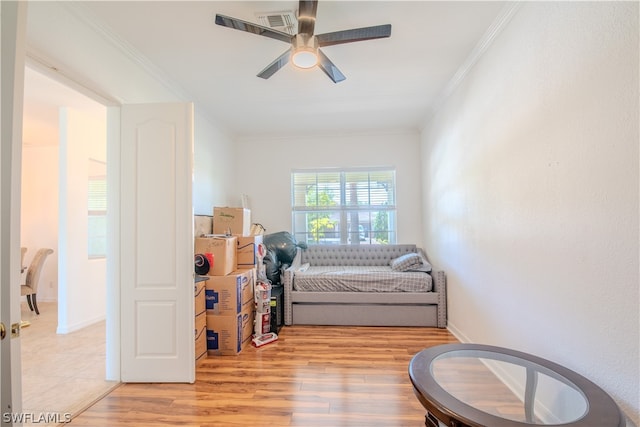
top-left (293, 265), bottom-right (432, 293)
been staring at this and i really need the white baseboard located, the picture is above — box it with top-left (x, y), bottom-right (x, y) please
top-left (446, 321), bottom-right (471, 343)
top-left (57, 314), bottom-right (106, 334)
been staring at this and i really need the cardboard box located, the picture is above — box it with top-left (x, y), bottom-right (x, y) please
top-left (205, 269), bottom-right (255, 315)
top-left (213, 207), bottom-right (251, 236)
top-left (195, 278), bottom-right (208, 365)
top-left (195, 311), bottom-right (207, 364)
top-left (236, 235), bottom-right (264, 268)
top-left (194, 236), bottom-right (237, 276)
top-left (194, 215), bottom-right (212, 237)
top-left (194, 280), bottom-right (206, 317)
top-left (206, 306), bottom-right (254, 356)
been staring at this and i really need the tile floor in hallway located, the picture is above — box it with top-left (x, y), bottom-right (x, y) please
top-left (19, 301), bottom-right (119, 427)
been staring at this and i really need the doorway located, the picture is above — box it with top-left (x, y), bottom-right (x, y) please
top-left (20, 65), bottom-right (118, 421)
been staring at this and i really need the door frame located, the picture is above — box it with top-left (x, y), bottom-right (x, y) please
top-left (1, 2), bottom-right (27, 423)
top-left (24, 55), bottom-right (122, 383)
top-left (19, 63), bottom-right (122, 384)
top-left (105, 107), bottom-right (121, 381)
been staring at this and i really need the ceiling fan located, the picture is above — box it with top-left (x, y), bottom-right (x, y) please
top-left (215, 0), bottom-right (392, 83)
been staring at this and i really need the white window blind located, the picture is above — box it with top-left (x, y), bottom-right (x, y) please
top-left (88, 159), bottom-right (107, 258)
top-left (291, 168), bottom-right (396, 245)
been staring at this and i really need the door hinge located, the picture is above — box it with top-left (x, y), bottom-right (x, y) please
top-left (0, 322), bottom-right (5, 340)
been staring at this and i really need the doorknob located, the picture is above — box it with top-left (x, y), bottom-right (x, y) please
top-left (0, 322), bottom-right (5, 340)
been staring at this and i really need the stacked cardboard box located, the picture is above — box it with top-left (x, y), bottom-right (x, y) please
top-left (194, 235), bottom-right (237, 276)
top-left (235, 234), bottom-right (266, 278)
top-left (194, 207), bottom-right (268, 356)
top-left (194, 235), bottom-right (241, 357)
top-left (213, 207), bottom-right (251, 236)
top-left (205, 268), bottom-right (256, 355)
top-left (194, 279), bottom-right (207, 365)
top-left (236, 235), bottom-right (262, 267)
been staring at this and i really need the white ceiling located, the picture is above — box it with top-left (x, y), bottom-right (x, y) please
top-left (24, 1), bottom-right (510, 140)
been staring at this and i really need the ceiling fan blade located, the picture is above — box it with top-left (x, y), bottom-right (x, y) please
top-left (297, 1), bottom-right (318, 35)
top-left (317, 24), bottom-right (392, 47)
top-left (215, 14), bottom-right (292, 44)
top-left (317, 49), bottom-right (346, 83)
top-left (257, 49), bottom-right (292, 79)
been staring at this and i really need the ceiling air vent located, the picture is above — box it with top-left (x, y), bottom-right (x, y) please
top-left (255, 10), bottom-right (297, 35)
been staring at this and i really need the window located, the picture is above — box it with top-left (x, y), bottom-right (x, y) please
top-left (88, 159), bottom-right (107, 258)
top-left (291, 168), bottom-right (396, 245)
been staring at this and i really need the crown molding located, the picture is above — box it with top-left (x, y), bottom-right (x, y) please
top-left (54, 2), bottom-right (229, 132)
top-left (60, 2), bottom-right (192, 103)
top-left (422, 1), bottom-right (523, 128)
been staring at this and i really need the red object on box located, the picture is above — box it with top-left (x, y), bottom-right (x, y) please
top-left (204, 253), bottom-right (214, 269)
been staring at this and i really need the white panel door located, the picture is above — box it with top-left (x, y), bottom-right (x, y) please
top-left (1, 2), bottom-right (27, 423)
top-left (120, 103), bottom-right (194, 382)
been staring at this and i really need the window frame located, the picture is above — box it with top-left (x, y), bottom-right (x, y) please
top-left (291, 167), bottom-right (397, 245)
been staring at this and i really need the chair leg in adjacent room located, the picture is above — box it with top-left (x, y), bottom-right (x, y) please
top-left (31, 295), bottom-right (40, 315)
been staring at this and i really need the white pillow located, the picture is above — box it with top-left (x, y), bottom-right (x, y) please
top-left (390, 253), bottom-right (423, 272)
top-left (408, 253), bottom-right (432, 273)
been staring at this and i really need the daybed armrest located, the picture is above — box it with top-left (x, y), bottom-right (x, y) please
top-left (431, 270), bottom-right (445, 294)
top-left (283, 250), bottom-right (302, 325)
top-left (431, 270), bottom-right (447, 328)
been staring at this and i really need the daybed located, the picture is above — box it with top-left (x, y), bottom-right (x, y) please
top-left (282, 244), bottom-right (447, 328)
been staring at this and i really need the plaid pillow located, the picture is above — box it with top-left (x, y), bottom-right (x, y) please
top-left (390, 253), bottom-right (423, 272)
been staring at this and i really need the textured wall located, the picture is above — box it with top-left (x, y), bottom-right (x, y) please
top-left (421, 2), bottom-right (638, 424)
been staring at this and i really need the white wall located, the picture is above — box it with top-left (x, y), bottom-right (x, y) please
top-left (193, 110), bottom-right (236, 216)
top-left (234, 131), bottom-right (424, 245)
top-left (58, 107), bottom-right (107, 333)
top-left (21, 146), bottom-right (59, 302)
top-left (420, 2), bottom-right (638, 424)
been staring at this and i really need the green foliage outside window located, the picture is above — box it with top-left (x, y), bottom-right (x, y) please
top-left (306, 188), bottom-right (337, 242)
top-left (372, 210), bottom-right (389, 243)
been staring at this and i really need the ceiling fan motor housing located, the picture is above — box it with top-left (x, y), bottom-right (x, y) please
top-left (291, 33), bottom-right (319, 68)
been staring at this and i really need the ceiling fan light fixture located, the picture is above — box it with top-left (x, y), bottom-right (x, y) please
top-left (291, 34), bottom-right (318, 69)
top-left (292, 50), bottom-right (318, 68)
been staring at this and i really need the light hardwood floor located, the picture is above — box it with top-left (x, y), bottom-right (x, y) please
top-left (68, 325), bottom-right (459, 426)
top-left (20, 301), bottom-right (119, 427)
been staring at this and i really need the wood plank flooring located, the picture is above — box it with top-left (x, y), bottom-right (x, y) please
top-left (69, 325), bottom-right (459, 426)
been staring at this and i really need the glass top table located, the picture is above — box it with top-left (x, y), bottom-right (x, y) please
top-left (409, 343), bottom-right (625, 427)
